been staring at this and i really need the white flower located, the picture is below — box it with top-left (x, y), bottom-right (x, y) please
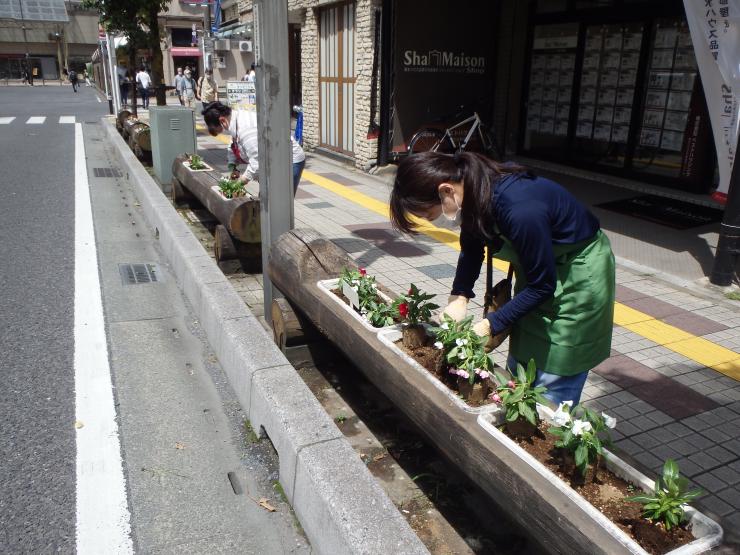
top-left (462, 339), bottom-right (469, 345)
top-left (571, 419), bottom-right (592, 436)
top-left (479, 370), bottom-right (490, 380)
top-left (441, 322), bottom-right (449, 330)
top-left (561, 400), bottom-right (574, 409)
top-left (602, 413), bottom-right (617, 429)
top-left (552, 407), bottom-right (572, 427)
top-left (433, 341), bottom-right (444, 350)
top-left (455, 338), bottom-right (464, 346)
top-left (458, 351), bottom-right (468, 360)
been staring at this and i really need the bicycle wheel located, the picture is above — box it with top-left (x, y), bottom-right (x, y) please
top-left (479, 126), bottom-right (502, 161)
top-left (407, 128), bottom-right (450, 155)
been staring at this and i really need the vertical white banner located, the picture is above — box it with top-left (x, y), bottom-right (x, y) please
top-left (684, 0), bottom-right (740, 202)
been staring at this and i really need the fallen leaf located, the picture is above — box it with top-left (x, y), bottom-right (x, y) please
top-left (372, 453), bottom-right (386, 462)
top-left (258, 497), bottom-right (276, 512)
top-left (74, 420), bottom-right (84, 429)
top-left (175, 442), bottom-right (185, 450)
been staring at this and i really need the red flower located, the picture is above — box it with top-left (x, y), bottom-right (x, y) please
top-left (398, 302), bottom-right (409, 318)
top-left (408, 288), bottom-right (413, 295)
top-left (358, 267), bottom-right (367, 276)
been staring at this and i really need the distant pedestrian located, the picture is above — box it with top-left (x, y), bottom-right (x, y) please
top-left (197, 68), bottom-right (218, 104)
top-left (174, 67), bottom-right (184, 105)
top-left (136, 66), bottom-right (151, 109)
top-left (83, 69), bottom-right (91, 87)
top-left (246, 63), bottom-right (256, 83)
top-left (119, 71), bottom-right (130, 106)
top-left (68, 69), bottom-right (79, 92)
top-left (178, 68), bottom-right (197, 109)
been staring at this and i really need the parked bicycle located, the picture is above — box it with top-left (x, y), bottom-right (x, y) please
top-left (407, 111), bottom-right (501, 160)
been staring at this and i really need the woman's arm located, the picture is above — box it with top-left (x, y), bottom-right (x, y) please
top-left (487, 200), bottom-right (556, 334)
top-left (450, 230), bottom-right (485, 299)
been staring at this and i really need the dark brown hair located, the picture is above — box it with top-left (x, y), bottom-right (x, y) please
top-left (201, 101), bottom-right (231, 136)
top-left (390, 151), bottom-right (525, 240)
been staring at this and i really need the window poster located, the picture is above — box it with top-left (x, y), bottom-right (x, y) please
top-left (527, 115), bottom-right (540, 131)
top-left (554, 119), bottom-right (569, 136)
top-left (660, 130), bottom-right (683, 152)
top-left (600, 70), bottom-right (619, 87)
top-left (576, 121), bottom-right (593, 138)
top-left (579, 104), bottom-right (595, 121)
top-left (643, 109), bottom-right (664, 128)
top-left (673, 49), bottom-right (696, 70)
top-left (541, 102), bottom-right (556, 118)
top-left (619, 68), bottom-right (637, 86)
top-left (603, 52), bottom-right (621, 70)
top-left (580, 87), bottom-right (596, 104)
top-left (543, 88), bottom-right (558, 102)
top-left (654, 26), bottom-right (678, 48)
top-left (621, 52), bottom-right (640, 69)
top-left (540, 118), bottom-right (555, 134)
top-left (596, 106), bottom-right (614, 123)
top-left (598, 88), bottom-right (616, 105)
top-left (611, 125), bottom-right (630, 143)
top-left (582, 70), bottom-right (598, 87)
top-left (648, 71), bottom-right (671, 89)
top-left (614, 107), bottom-right (632, 125)
top-left (558, 86), bottom-right (572, 101)
top-left (651, 49), bottom-right (674, 69)
top-left (616, 88), bottom-right (634, 105)
top-left (664, 110), bottom-right (688, 132)
top-left (593, 123), bottom-right (612, 141)
top-left (667, 91), bottom-right (691, 111)
top-left (605, 32), bottom-right (623, 50)
top-left (645, 90), bottom-right (668, 108)
top-left (639, 128), bottom-right (661, 147)
top-left (623, 32), bottom-right (642, 51)
top-left (529, 100), bottom-right (542, 115)
top-left (670, 72), bottom-right (695, 91)
top-left (557, 103), bottom-right (571, 119)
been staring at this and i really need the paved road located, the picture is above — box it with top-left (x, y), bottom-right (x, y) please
top-left (0, 85), bottom-right (108, 552)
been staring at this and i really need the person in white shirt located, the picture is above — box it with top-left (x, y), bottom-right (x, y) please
top-left (174, 67), bottom-right (184, 105)
top-left (202, 101), bottom-right (305, 194)
top-left (178, 69), bottom-right (197, 108)
top-left (135, 66), bottom-right (152, 108)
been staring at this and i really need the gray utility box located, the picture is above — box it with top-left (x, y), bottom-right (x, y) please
top-left (150, 106), bottom-right (196, 191)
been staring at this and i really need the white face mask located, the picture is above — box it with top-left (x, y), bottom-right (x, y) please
top-left (439, 190), bottom-right (462, 227)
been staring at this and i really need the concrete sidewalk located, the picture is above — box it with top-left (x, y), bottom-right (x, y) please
top-left (194, 126), bottom-right (740, 544)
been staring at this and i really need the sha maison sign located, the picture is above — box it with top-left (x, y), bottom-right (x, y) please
top-left (402, 49), bottom-right (486, 74)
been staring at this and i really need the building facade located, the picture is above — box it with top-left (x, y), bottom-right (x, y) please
top-left (0, 0), bottom-right (98, 81)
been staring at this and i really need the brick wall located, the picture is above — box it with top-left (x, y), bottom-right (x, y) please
top-left (239, 0), bottom-right (380, 171)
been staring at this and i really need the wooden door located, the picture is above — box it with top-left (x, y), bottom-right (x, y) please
top-left (319, 2), bottom-right (356, 155)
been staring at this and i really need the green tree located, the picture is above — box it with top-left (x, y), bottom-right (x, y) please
top-left (83, 0), bottom-right (170, 106)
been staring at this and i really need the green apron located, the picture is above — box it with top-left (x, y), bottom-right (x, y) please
top-left (494, 230), bottom-right (615, 376)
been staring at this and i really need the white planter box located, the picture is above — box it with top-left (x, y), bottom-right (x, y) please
top-left (184, 160), bottom-right (213, 172)
top-left (317, 278), bottom-right (396, 333)
top-left (378, 325), bottom-right (502, 415)
top-left (477, 408), bottom-right (723, 554)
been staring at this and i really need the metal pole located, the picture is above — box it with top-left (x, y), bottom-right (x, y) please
top-left (253, 0), bottom-right (292, 324)
top-left (106, 32), bottom-right (121, 112)
top-left (18, 0), bottom-right (32, 84)
top-left (202, 2), bottom-right (212, 72)
top-left (710, 139), bottom-right (740, 285)
top-left (99, 40), bottom-right (113, 114)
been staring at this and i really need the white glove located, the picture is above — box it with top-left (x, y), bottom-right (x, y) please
top-left (442, 295), bottom-right (468, 322)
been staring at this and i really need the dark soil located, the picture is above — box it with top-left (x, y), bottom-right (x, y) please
top-left (395, 339), bottom-right (495, 408)
top-left (505, 420), bottom-right (694, 554)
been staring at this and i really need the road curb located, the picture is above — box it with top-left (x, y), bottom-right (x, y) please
top-left (101, 117), bottom-right (429, 555)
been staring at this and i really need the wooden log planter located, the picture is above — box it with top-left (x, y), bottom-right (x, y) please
top-left (170, 154), bottom-right (261, 269)
top-left (268, 228), bottom-right (723, 555)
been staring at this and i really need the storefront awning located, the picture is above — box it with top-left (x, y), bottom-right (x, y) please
top-left (171, 47), bottom-right (202, 57)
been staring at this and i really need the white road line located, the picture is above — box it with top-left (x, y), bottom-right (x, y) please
top-left (26, 116), bottom-right (46, 124)
top-left (60, 116), bottom-right (76, 124)
top-left (0, 117), bottom-right (15, 124)
top-left (74, 123), bottom-right (133, 554)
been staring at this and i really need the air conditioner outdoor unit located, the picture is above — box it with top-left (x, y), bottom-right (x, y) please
top-left (238, 40), bottom-right (252, 52)
top-left (214, 39), bottom-right (230, 51)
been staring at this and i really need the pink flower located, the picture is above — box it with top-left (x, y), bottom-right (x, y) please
top-left (358, 267), bottom-right (367, 276)
top-left (479, 370), bottom-right (490, 380)
top-left (490, 393), bottom-right (502, 403)
top-left (448, 367), bottom-right (459, 375)
top-left (408, 287), bottom-right (413, 295)
top-left (398, 302), bottom-right (409, 318)
top-left (507, 380), bottom-right (516, 389)
top-left (457, 369), bottom-right (470, 379)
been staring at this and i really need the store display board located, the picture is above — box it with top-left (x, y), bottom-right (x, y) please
top-left (524, 23), bottom-right (578, 148)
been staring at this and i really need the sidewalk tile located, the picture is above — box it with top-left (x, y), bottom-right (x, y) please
top-left (700, 494), bottom-right (735, 517)
top-left (716, 487), bottom-right (740, 510)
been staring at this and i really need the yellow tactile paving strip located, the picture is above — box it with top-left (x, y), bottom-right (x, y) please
top-left (200, 128), bottom-right (740, 381)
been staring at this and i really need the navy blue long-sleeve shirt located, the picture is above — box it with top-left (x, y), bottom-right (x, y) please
top-left (450, 173), bottom-right (600, 335)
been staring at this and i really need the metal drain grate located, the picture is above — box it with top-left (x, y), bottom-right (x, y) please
top-left (118, 263), bottom-right (161, 285)
top-left (94, 167), bottom-right (122, 178)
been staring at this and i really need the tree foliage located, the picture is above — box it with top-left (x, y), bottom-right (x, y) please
top-left (82, 0), bottom-right (171, 105)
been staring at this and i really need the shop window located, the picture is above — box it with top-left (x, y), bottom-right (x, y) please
top-left (171, 28), bottom-right (195, 47)
top-left (573, 22), bottom-right (644, 168)
top-left (536, 0), bottom-right (568, 13)
top-left (523, 23), bottom-right (579, 154)
top-left (632, 20), bottom-right (699, 179)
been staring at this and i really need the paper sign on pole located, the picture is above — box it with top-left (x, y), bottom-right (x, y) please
top-left (225, 80), bottom-right (256, 111)
top-left (684, 0), bottom-right (740, 202)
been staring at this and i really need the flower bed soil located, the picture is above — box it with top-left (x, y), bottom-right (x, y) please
top-left (506, 420), bottom-right (693, 555)
top-left (395, 340), bottom-right (495, 408)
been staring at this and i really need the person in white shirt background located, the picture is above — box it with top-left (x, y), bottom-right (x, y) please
top-left (174, 67), bottom-right (184, 105)
top-left (201, 101), bottom-right (305, 194)
top-left (135, 66), bottom-right (152, 108)
top-left (178, 69), bottom-right (197, 108)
